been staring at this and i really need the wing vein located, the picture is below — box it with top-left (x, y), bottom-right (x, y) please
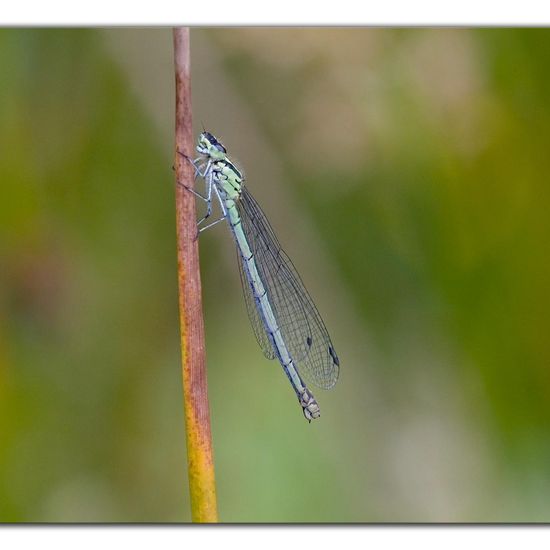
top-left (235, 186), bottom-right (339, 390)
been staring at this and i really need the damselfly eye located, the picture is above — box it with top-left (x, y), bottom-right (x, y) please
top-left (203, 131), bottom-right (226, 153)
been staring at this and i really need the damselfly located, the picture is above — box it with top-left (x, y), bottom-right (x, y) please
top-left (179, 131), bottom-right (340, 421)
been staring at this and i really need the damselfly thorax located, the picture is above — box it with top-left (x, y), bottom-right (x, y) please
top-left (208, 159), bottom-right (244, 202)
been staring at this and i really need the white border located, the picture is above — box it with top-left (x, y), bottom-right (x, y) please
top-left (2, 0), bottom-right (550, 25)
top-left (1, 525), bottom-right (550, 550)
top-left (2, 3), bottom-right (550, 545)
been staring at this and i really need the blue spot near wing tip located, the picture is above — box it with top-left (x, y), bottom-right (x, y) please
top-left (306, 336), bottom-right (312, 347)
top-left (329, 346), bottom-right (340, 367)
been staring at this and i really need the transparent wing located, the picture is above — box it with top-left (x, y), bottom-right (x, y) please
top-left (237, 249), bottom-right (276, 360)
top-left (235, 186), bottom-right (340, 390)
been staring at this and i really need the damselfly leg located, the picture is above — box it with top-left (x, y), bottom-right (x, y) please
top-left (176, 166), bottom-right (227, 239)
top-left (198, 183), bottom-right (227, 234)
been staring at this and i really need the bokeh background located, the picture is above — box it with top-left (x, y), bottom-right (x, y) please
top-left (1, 28), bottom-right (550, 522)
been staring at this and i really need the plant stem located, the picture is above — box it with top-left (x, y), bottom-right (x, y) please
top-left (173, 27), bottom-right (218, 523)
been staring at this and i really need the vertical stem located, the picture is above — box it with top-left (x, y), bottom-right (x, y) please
top-left (173, 27), bottom-right (218, 523)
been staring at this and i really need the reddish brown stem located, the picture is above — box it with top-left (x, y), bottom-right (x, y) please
top-left (173, 26), bottom-right (218, 523)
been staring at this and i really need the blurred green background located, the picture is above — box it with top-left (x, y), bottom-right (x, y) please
top-left (1, 27), bottom-right (550, 522)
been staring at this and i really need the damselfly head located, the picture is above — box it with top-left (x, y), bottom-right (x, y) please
top-left (197, 131), bottom-right (227, 160)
